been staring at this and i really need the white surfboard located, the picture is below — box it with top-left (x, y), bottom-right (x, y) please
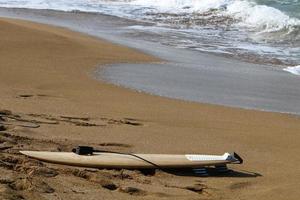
top-left (20, 150), bottom-right (243, 169)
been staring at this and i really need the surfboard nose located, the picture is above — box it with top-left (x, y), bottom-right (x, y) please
top-left (20, 151), bottom-right (31, 156)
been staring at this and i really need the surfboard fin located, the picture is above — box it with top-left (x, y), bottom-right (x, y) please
top-left (231, 152), bottom-right (243, 164)
top-left (215, 164), bottom-right (229, 173)
top-left (193, 168), bottom-right (209, 176)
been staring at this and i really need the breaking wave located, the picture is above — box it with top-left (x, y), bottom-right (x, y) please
top-left (0, 0), bottom-right (299, 65)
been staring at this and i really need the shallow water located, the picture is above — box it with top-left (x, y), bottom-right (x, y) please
top-left (0, 0), bottom-right (299, 66)
top-left (1, 8), bottom-right (300, 115)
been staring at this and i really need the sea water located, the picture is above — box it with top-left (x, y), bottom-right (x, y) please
top-left (0, 0), bottom-right (299, 68)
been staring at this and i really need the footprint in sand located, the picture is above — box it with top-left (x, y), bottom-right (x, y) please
top-left (119, 186), bottom-right (147, 196)
top-left (229, 181), bottom-right (252, 190)
top-left (18, 94), bottom-right (34, 98)
top-left (17, 94), bottom-right (56, 99)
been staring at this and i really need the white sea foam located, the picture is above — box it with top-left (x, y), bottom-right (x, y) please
top-left (0, 0), bottom-right (299, 33)
top-left (130, 0), bottom-right (229, 12)
top-left (130, 0), bottom-right (300, 33)
top-left (0, 0), bottom-right (299, 65)
top-left (283, 65), bottom-right (300, 76)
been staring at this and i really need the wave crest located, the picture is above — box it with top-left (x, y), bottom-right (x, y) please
top-left (128, 0), bottom-right (300, 40)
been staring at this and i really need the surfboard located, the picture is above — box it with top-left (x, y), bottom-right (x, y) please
top-left (20, 151), bottom-right (243, 169)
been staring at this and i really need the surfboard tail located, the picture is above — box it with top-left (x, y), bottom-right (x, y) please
top-left (226, 152), bottom-right (243, 164)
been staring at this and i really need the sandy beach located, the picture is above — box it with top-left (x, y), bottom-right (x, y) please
top-left (1, 17), bottom-right (300, 200)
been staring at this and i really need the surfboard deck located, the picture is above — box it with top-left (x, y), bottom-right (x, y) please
top-left (20, 151), bottom-right (242, 169)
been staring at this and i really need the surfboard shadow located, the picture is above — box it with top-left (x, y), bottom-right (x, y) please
top-left (147, 168), bottom-right (262, 178)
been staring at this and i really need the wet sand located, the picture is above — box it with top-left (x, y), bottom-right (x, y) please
top-left (1, 8), bottom-right (300, 115)
top-left (1, 17), bottom-right (300, 200)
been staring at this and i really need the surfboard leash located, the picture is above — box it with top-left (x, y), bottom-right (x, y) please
top-left (72, 146), bottom-right (165, 171)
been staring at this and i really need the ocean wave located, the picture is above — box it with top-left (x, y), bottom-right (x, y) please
top-left (0, 0), bottom-right (299, 40)
top-left (0, 0), bottom-right (299, 65)
top-left (283, 65), bottom-right (300, 75)
top-left (127, 0), bottom-right (300, 41)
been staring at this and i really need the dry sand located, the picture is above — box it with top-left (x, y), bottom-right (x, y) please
top-left (0, 17), bottom-right (300, 200)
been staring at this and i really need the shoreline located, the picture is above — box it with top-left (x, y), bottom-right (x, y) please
top-left (1, 7), bottom-right (300, 116)
top-left (98, 63), bottom-right (300, 117)
top-left (1, 16), bottom-right (300, 200)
